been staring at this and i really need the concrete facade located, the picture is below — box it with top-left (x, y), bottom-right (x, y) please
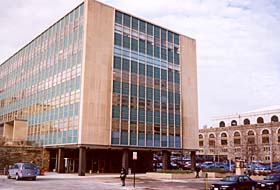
top-left (79, 0), bottom-right (114, 146)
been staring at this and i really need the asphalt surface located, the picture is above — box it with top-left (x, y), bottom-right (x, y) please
top-left (0, 173), bottom-right (220, 190)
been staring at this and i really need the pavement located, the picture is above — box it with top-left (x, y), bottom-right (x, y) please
top-left (0, 172), bottom-right (218, 190)
top-left (0, 172), bottom-right (266, 190)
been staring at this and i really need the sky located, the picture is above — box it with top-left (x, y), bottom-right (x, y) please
top-left (0, 0), bottom-right (280, 128)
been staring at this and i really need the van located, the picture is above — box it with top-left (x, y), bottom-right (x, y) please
top-left (7, 162), bottom-right (38, 181)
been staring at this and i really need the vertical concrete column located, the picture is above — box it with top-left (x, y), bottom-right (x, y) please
top-left (162, 151), bottom-right (170, 170)
top-left (78, 147), bottom-right (87, 176)
top-left (57, 148), bottom-right (65, 173)
top-left (122, 149), bottom-right (129, 171)
top-left (191, 151), bottom-right (196, 170)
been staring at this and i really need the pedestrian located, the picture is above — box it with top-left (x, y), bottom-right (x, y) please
top-left (120, 167), bottom-right (127, 186)
top-left (195, 165), bottom-right (201, 178)
top-left (248, 170), bottom-right (252, 177)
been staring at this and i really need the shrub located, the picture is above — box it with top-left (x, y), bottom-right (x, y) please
top-left (158, 170), bottom-right (193, 174)
top-left (202, 168), bottom-right (229, 173)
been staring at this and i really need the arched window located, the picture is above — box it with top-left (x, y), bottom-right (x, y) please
top-left (244, 119), bottom-right (250, 125)
top-left (247, 130), bottom-right (255, 144)
top-left (257, 117), bottom-right (264, 124)
top-left (221, 132), bottom-right (228, 145)
top-left (262, 129), bottom-right (269, 144)
top-left (209, 134), bottom-right (215, 147)
top-left (221, 133), bottom-right (227, 138)
top-left (234, 131), bottom-right (241, 145)
top-left (271, 115), bottom-right (279, 122)
top-left (231, 120), bottom-right (237, 126)
top-left (248, 131), bottom-right (255, 136)
top-left (199, 134), bottom-right (204, 147)
top-left (262, 129), bottom-right (269, 135)
top-left (278, 129), bottom-right (280, 143)
top-left (219, 121), bottom-right (225, 127)
top-left (234, 131), bottom-right (241, 137)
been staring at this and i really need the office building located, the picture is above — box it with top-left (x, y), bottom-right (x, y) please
top-left (0, 0), bottom-right (198, 175)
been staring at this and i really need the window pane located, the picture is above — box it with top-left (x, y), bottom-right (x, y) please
top-left (123, 14), bottom-right (131, 27)
top-left (131, 60), bottom-right (138, 73)
top-left (113, 80), bottom-right (120, 93)
top-left (132, 17), bottom-right (138, 30)
top-left (114, 33), bottom-right (122, 46)
top-left (123, 36), bottom-right (130, 49)
top-left (147, 65), bottom-right (153, 77)
top-left (132, 38), bottom-right (138, 51)
top-left (122, 58), bottom-right (130, 72)
top-left (139, 63), bottom-right (145, 75)
top-left (140, 20), bottom-right (146, 33)
top-left (147, 23), bottom-right (153, 35)
top-left (122, 83), bottom-right (129, 95)
top-left (114, 56), bottom-right (121, 69)
top-left (115, 11), bottom-right (122, 24)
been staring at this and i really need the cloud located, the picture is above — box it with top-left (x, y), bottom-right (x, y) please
top-left (0, 0), bottom-right (279, 128)
top-left (0, 0), bottom-right (82, 64)
top-left (103, 0), bottom-right (280, 126)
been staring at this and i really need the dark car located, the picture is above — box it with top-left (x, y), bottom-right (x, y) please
top-left (257, 173), bottom-right (280, 190)
top-left (210, 175), bottom-right (258, 190)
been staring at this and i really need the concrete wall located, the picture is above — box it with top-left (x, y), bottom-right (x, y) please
top-left (3, 123), bottom-right (13, 140)
top-left (0, 146), bottom-right (49, 174)
top-left (13, 120), bottom-right (28, 140)
top-left (3, 120), bottom-right (27, 141)
top-left (79, 0), bottom-right (114, 145)
top-left (181, 36), bottom-right (199, 150)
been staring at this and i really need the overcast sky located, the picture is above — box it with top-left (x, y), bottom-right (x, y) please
top-left (0, 0), bottom-right (280, 128)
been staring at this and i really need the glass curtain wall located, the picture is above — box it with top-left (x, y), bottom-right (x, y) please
top-left (112, 10), bottom-right (182, 148)
top-left (0, 3), bottom-right (85, 145)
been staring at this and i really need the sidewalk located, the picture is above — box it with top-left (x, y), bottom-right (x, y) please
top-left (38, 172), bottom-right (147, 179)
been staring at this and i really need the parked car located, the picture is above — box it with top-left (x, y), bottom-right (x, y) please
top-left (254, 166), bottom-right (271, 176)
top-left (7, 162), bottom-right (38, 180)
top-left (182, 163), bottom-right (192, 170)
top-left (273, 165), bottom-right (280, 173)
top-left (210, 175), bottom-right (258, 190)
top-left (257, 173), bottom-right (280, 190)
top-left (201, 162), bottom-right (214, 169)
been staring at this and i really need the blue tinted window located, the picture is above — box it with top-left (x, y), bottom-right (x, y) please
top-left (122, 83), bottom-right (129, 95)
top-left (131, 60), bottom-right (138, 73)
top-left (112, 106), bottom-right (120, 118)
top-left (139, 63), bottom-right (145, 75)
top-left (132, 17), bottom-right (138, 30)
top-left (114, 56), bottom-right (121, 69)
top-left (122, 58), bottom-right (130, 72)
top-left (139, 20), bottom-right (146, 33)
top-left (121, 107), bottom-right (129, 120)
top-left (114, 33), bottom-right (122, 46)
top-left (123, 14), bottom-right (130, 27)
top-left (115, 11), bottom-right (122, 24)
top-left (121, 131), bottom-right (128, 145)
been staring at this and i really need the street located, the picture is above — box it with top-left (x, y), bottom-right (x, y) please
top-left (0, 173), bottom-right (219, 190)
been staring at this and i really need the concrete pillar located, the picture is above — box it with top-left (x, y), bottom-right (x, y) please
top-left (162, 150), bottom-right (170, 170)
top-left (122, 149), bottom-right (129, 171)
top-left (57, 148), bottom-right (65, 173)
top-left (78, 147), bottom-right (86, 176)
top-left (191, 151), bottom-right (196, 170)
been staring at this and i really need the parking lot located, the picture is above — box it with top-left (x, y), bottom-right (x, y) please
top-left (0, 172), bottom-right (219, 190)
